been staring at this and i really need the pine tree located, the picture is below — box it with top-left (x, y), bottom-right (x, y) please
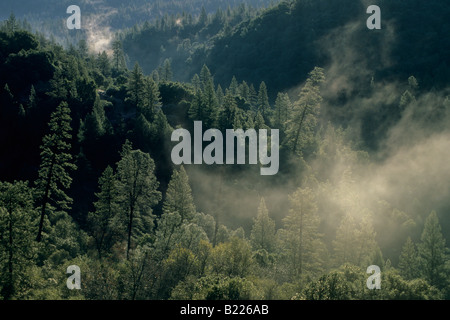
top-left (115, 141), bottom-right (161, 259)
top-left (216, 84), bottom-right (224, 107)
top-left (332, 212), bottom-right (378, 268)
top-left (151, 70), bottom-right (160, 83)
top-left (152, 168), bottom-right (203, 263)
top-left (408, 75), bottom-right (419, 93)
top-left (35, 101), bottom-right (77, 242)
top-left (273, 92), bottom-right (291, 131)
top-left (200, 65), bottom-right (213, 90)
top-left (162, 59), bottom-right (173, 82)
top-left (149, 109), bottom-right (172, 147)
top-left (417, 211), bottom-right (448, 287)
top-left (47, 67), bottom-right (73, 101)
top-left (398, 237), bottom-right (418, 280)
top-left (189, 73), bottom-right (218, 128)
top-left (218, 92), bottom-right (239, 131)
top-left (399, 90), bottom-right (415, 111)
top-left (80, 97), bottom-right (108, 142)
top-left (112, 40), bottom-right (126, 71)
top-left (162, 166), bottom-right (196, 223)
top-left (88, 166), bottom-right (122, 259)
top-left (201, 77), bottom-right (219, 128)
top-left (28, 85), bottom-right (37, 111)
top-left (250, 198), bottom-right (276, 253)
top-left (285, 67), bottom-right (325, 155)
top-left (239, 81), bottom-right (250, 102)
top-left (143, 77), bottom-right (162, 120)
top-left (229, 76), bottom-right (239, 96)
top-left (198, 6), bottom-right (208, 26)
top-left (257, 81), bottom-right (270, 119)
top-left (3, 84), bottom-right (14, 109)
top-left (279, 187), bottom-right (324, 278)
top-left (0, 181), bottom-right (35, 300)
top-left (254, 111), bottom-right (267, 130)
top-left (77, 39), bottom-right (89, 57)
top-left (5, 13), bottom-right (18, 35)
top-left (126, 63), bottom-right (146, 109)
top-left (191, 74), bottom-right (201, 92)
top-left (332, 213), bottom-right (357, 267)
top-left (188, 89), bottom-right (203, 120)
top-left (248, 84), bottom-right (257, 109)
top-left (355, 214), bottom-right (378, 266)
top-left (97, 51), bottom-right (111, 77)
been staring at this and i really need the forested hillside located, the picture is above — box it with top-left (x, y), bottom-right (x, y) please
top-left (121, 0), bottom-right (450, 148)
top-left (0, 0), bottom-right (276, 51)
top-left (1, 0), bottom-right (450, 301)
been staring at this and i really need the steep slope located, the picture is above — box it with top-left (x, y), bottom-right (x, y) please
top-left (205, 0), bottom-right (450, 94)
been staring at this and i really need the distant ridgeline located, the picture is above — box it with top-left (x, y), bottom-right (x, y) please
top-left (0, 0), bottom-right (276, 47)
top-left (120, 0), bottom-right (450, 97)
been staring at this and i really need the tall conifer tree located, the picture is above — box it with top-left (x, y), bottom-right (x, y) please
top-left (35, 102), bottom-right (76, 242)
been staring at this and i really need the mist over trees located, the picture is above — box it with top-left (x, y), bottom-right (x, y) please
top-left (1, 0), bottom-right (450, 300)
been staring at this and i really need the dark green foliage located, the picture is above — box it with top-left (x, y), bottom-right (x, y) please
top-left (1, 4), bottom-right (450, 301)
top-left (112, 40), bottom-right (126, 72)
top-left (256, 81), bottom-right (270, 120)
top-left (188, 80), bottom-right (219, 129)
top-left (143, 77), bottom-right (162, 119)
top-left (88, 166), bottom-right (122, 260)
top-left (35, 101), bottom-right (77, 243)
top-left (126, 62), bottom-right (146, 110)
top-left (0, 181), bottom-right (35, 300)
top-left (217, 92), bottom-right (241, 131)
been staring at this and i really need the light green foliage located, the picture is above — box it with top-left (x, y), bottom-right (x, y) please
top-left (143, 77), bottom-right (162, 119)
top-left (188, 65), bottom-right (219, 128)
top-left (301, 271), bottom-right (354, 300)
top-left (115, 141), bottom-right (161, 259)
top-left (398, 237), bottom-right (419, 280)
top-left (256, 81), bottom-right (270, 119)
top-left (272, 92), bottom-right (291, 131)
top-left (163, 166), bottom-right (196, 222)
top-left (332, 212), bottom-right (379, 268)
top-left (171, 274), bottom-right (259, 300)
top-left (217, 91), bottom-right (241, 131)
top-left (153, 166), bottom-right (204, 260)
top-left (376, 269), bottom-right (443, 300)
top-left (250, 197), bottom-right (276, 253)
top-left (210, 237), bottom-right (254, 278)
top-left (278, 187), bottom-right (325, 279)
top-left (285, 67), bottom-right (325, 156)
top-left (161, 59), bottom-right (173, 82)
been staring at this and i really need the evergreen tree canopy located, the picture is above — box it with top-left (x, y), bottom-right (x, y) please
top-left (35, 101), bottom-right (76, 242)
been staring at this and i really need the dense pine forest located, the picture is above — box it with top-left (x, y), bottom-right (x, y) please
top-left (1, 0), bottom-right (450, 300)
